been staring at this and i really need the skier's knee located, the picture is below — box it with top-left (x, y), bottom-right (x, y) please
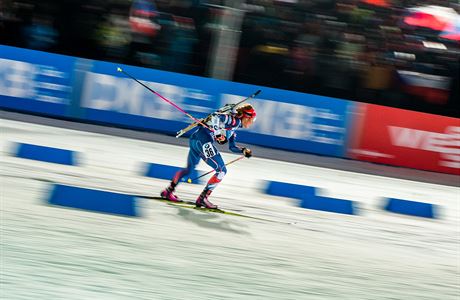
top-left (221, 165), bottom-right (227, 176)
top-left (216, 166), bottom-right (227, 180)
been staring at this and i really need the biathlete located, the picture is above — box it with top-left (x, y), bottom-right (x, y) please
top-left (161, 103), bottom-right (257, 209)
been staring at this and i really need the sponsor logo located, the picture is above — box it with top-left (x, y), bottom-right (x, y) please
top-left (221, 94), bottom-right (346, 144)
top-left (81, 72), bottom-right (214, 119)
top-left (388, 126), bottom-right (460, 168)
top-left (0, 58), bottom-right (70, 104)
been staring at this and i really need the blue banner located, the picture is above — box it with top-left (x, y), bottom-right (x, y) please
top-left (0, 45), bottom-right (76, 116)
top-left (0, 45), bottom-right (353, 157)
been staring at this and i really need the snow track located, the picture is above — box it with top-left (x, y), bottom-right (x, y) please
top-left (1, 118), bottom-right (459, 300)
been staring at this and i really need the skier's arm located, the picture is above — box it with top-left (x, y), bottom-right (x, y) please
top-left (211, 114), bottom-right (230, 144)
top-left (213, 114), bottom-right (241, 145)
top-left (228, 133), bottom-right (252, 157)
top-left (228, 133), bottom-right (241, 153)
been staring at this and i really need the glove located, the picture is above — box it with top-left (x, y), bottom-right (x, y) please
top-left (242, 147), bottom-right (252, 158)
top-left (216, 134), bottom-right (228, 145)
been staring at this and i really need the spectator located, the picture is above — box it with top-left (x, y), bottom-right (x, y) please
top-left (1, 0), bottom-right (458, 117)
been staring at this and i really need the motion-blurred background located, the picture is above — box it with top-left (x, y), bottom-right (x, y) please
top-left (1, 0), bottom-right (459, 117)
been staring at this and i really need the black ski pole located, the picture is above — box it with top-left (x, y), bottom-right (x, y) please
top-left (187, 156), bottom-right (245, 183)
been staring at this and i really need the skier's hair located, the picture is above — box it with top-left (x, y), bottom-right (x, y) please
top-left (236, 103), bottom-right (256, 118)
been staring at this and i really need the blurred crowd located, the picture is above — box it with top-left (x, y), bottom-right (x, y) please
top-left (1, 0), bottom-right (459, 117)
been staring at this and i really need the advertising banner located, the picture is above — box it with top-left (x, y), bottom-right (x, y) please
top-left (0, 45), bottom-right (75, 116)
top-left (348, 103), bottom-right (460, 175)
top-left (80, 61), bottom-right (352, 157)
top-left (0, 46), bottom-right (352, 158)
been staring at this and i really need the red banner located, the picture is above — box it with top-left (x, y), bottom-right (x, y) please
top-left (348, 103), bottom-right (460, 175)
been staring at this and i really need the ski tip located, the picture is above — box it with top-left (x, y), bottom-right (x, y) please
top-left (255, 89), bottom-right (261, 96)
top-left (117, 67), bottom-right (123, 72)
top-left (187, 178), bottom-right (192, 184)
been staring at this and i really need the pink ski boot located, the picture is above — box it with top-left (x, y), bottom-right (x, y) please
top-left (195, 190), bottom-right (218, 209)
top-left (160, 188), bottom-right (181, 202)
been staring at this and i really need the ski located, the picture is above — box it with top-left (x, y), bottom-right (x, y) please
top-left (175, 89), bottom-right (261, 138)
top-left (140, 196), bottom-right (247, 216)
top-left (136, 195), bottom-right (282, 222)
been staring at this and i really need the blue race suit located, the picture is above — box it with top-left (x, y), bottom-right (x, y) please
top-left (171, 114), bottom-right (244, 191)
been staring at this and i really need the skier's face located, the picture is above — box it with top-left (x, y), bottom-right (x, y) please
top-left (241, 116), bottom-right (255, 128)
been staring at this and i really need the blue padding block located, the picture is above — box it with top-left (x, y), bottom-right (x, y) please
top-left (384, 198), bottom-right (436, 218)
top-left (265, 181), bottom-right (315, 199)
top-left (145, 163), bottom-right (202, 184)
top-left (300, 196), bottom-right (356, 215)
top-left (16, 143), bottom-right (75, 165)
top-left (48, 185), bottom-right (139, 217)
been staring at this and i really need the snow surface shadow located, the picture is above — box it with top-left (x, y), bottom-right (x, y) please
top-left (175, 207), bottom-right (250, 235)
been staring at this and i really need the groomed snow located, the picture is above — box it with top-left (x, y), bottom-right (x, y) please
top-left (1, 118), bottom-right (459, 300)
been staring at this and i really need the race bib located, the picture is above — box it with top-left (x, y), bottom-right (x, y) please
top-left (210, 115), bottom-right (222, 138)
top-left (202, 142), bottom-right (216, 158)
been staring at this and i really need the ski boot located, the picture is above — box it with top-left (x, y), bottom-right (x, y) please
top-left (160, 188), bottom-right (181, 202)
top-left (195, 190), bottom-right (218, 209)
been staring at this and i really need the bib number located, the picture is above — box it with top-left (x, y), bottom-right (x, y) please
top-left (202, 142), bottom-right (216, 158)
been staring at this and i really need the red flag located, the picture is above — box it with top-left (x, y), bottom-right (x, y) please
top-left (398, 70), bottom-right (450, 104)
top-left (404, 6), bottom-right (458, 31)
top-left (362, 0), bottom-right (390, 8)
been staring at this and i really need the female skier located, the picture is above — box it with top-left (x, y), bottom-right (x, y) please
top-left (160, 103), bottom-right (256, 209)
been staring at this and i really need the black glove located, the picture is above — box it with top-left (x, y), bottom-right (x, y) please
top-left (242, 147), bottom-right (252, 158)
top-left (215, 134), bottom-right (228, 145)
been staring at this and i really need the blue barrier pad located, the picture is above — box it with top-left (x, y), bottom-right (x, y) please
top-left (300, 196), bottom-right (356, 215)
top-left (264, 181), bottom-right (316, 199)
top-left (384, 198), bottom-right (436, 218)
top-left (144, 163), bottom-right (202, 184)
top-left (15, 143), bottom-right (76, 165)
top-left (48, 184), bottom-right (139, 217)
